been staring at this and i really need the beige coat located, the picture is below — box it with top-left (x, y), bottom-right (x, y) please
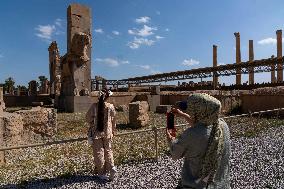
top-left (86, 102), bottom-right (116, 139)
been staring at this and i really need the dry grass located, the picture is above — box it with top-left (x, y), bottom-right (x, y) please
top-left (0, 110), bottom-right (283, 185)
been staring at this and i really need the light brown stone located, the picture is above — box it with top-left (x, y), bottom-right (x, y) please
top-left (249, 40), bottom-right (254, 85)
top-left (48, 41), bottom-right (61, 95)
top-left (129, 101), bottom-right (149, 128)
top-left (16, 107), bottom-right (57, 137)
top-left (276, 30), bottom-right (283, 82)
top-left (213, 45), bottom-right (218, 89)
top-left (234, 32), bottom-right (241, 85)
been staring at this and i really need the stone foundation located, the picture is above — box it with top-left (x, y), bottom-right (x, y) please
top-left (0, 107), bottom-right (57, 164)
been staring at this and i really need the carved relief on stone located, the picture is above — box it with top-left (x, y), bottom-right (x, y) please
top-left (70, 32), bottom-right (90, 66)
top-left (83, 88), bottom-right (89, 96)
top-left (74, 88), bottom-right (80, 96)
top-left (55, 75), bottom-right (61, 96)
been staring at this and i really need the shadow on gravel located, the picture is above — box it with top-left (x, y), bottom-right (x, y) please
top-left (1, 174), bottom-right (109, 189)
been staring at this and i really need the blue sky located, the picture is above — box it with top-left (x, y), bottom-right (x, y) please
top-left (0, 0), bottom-right (284, 86)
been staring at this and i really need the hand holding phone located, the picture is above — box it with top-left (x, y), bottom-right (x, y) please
top-left (166, 111), bottom-right (176, 138)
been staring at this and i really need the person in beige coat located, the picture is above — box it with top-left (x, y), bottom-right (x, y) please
top-left (86, 88), bottom-right (117, 181)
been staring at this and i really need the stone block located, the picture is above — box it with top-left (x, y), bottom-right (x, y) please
top-left (156, 105), bottom-right (172, 114)
top-left (129, 101), bottom-right (149, 128)
top-left (2, 112), bottom-right (24, 146)
top-left (147, 95), bottom-right (160, 112)
top-left (16, 107), bottom-right (57, 137)
top-left (32, 102), bottom-right (44, 106)
top-left (115, 105), bottom-right (128, 112)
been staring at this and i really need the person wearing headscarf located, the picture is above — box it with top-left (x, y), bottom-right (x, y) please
top-left (166, 93), bottom-right (231, 189)
top-left (86, 88), bottom-right (117, 181)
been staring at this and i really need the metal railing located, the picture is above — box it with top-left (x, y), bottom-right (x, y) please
top-left (0, 108), bottom-right (283, 162)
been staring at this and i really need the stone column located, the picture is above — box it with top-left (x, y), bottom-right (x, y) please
top-left (48, 41), bottom-right (61, 95)
top-left (0, 87), bottom-right (4, 165)
top-left (0, 116), bottom-right (5, 165)
top-left (276, 30), bottom-right (283, 83)
top-left (234, 32), bottom-right (241, 85)
top-left (28, 80), bottom-right (37, 96)
top-left (249, 40), bottom-right (254, 85)
top-left (271, 55), bottom-right (276, 83)
top-left (213, 45), bottom-right (218, 89)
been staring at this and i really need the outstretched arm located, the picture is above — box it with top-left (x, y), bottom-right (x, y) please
top-left (171, 107), bottom-right (194, 126)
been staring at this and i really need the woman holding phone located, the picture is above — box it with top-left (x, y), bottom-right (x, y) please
top-left (166, 93), bottom-right (231, 189)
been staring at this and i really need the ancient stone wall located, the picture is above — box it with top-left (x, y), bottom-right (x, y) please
top-left (0, 107), bottom-right (57, 164)
top-left (17, 107), bottom-right (57, 137)
top-left (129, 101), bottom-right (149, 128)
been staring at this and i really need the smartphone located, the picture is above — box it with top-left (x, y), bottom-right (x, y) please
top-left (166, 112), bottom-right (175, 129)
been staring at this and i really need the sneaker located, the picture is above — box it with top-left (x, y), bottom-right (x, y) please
top-left (109, 167), bottom-right (117, 181)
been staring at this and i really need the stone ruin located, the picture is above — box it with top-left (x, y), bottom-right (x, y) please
top-left (129, 101), bottom-right (150, 128)
top-left (0, 87), bottom-right (57, 164)
top-left (48, 4), bottom-right (92, 112)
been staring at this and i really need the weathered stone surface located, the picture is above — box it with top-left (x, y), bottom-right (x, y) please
top-left (32, 102), bottom-right (44, 106)
top-left (115, 105), bottom-right (128, 112)
top-left (2, 112), bottom-right (24, 146)
top-left (60, 3), bottom-right (92, 97)
top-left (28, 80), bottom-right (37, 96)
top-left (0, 87), bottom-right (4, 114)
top-left (48, 41), bottom-right (61, 95)
top-left (129, 101), bottom-right (149, 128)
top-left (16, 107), bottom-right (57, 137)
top-left (156, 105), bottom-right (171, 114)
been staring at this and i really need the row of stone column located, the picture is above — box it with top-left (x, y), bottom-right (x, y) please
top-left (212, 30), bottom-right (283, 88)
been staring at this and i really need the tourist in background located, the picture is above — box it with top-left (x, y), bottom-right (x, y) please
top-left (86, 88), bottom-right (117, 181)
top-left (166, 93), bottom-right (231, 189)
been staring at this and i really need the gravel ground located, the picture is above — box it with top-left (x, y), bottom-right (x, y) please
top-left (1, 125), bottom-right (283, 189)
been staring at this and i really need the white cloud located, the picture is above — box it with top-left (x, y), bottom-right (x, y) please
top-left (121, 60), bottom-right (130, 64)
top-left (112, 31), bottom-right (120, 35)
top-left (127, 37), bottom-right (155, 49)
top-left (135, 16), bottom-right (151, 24)
top-left (35, 19), bottom-right (64, 42)
top-left (218, 62), bottom-right (226, 66)
top-left (55, 18), bottom-right (63, 27)
top-left (95, 58), bottom-right (130, 67)
top-left (182, 59), bottom-right (200, 66)
top-left (137, 64), bottom-right (161, 74)
top-left (140, 65), bottom-right (151, 70)
top-left (128, 25), bottom-right (157, 37)
top-left (258, 37), bottom-right (276, 45)
top-left (35, 25), bottom-right (56, 40)
top-left (155, 35), bottom-right (164, 40)
top-left (165, 28), bottom-right (170, 32)
top-left (95, 28), bottom-right (104, 34)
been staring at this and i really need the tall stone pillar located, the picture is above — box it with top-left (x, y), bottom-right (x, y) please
top-left (276, 30), bottom-right (283, 83)
top-left (28, 80), bottom-right (37, 96)
top-left (213, 45), bottom-right (218, 89)
top-left (64, 3), bottom-right (92, 95)
top-left (249, 40), bottom-right (254, 85)
top-left (234, 32), bottom-right (242, 85)
top-left (271, 55), bottom-right (276, 83)
top-left (0, 87), bottom-right (4, 114)
top-left (48, 41), bottom-right (61, 95)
